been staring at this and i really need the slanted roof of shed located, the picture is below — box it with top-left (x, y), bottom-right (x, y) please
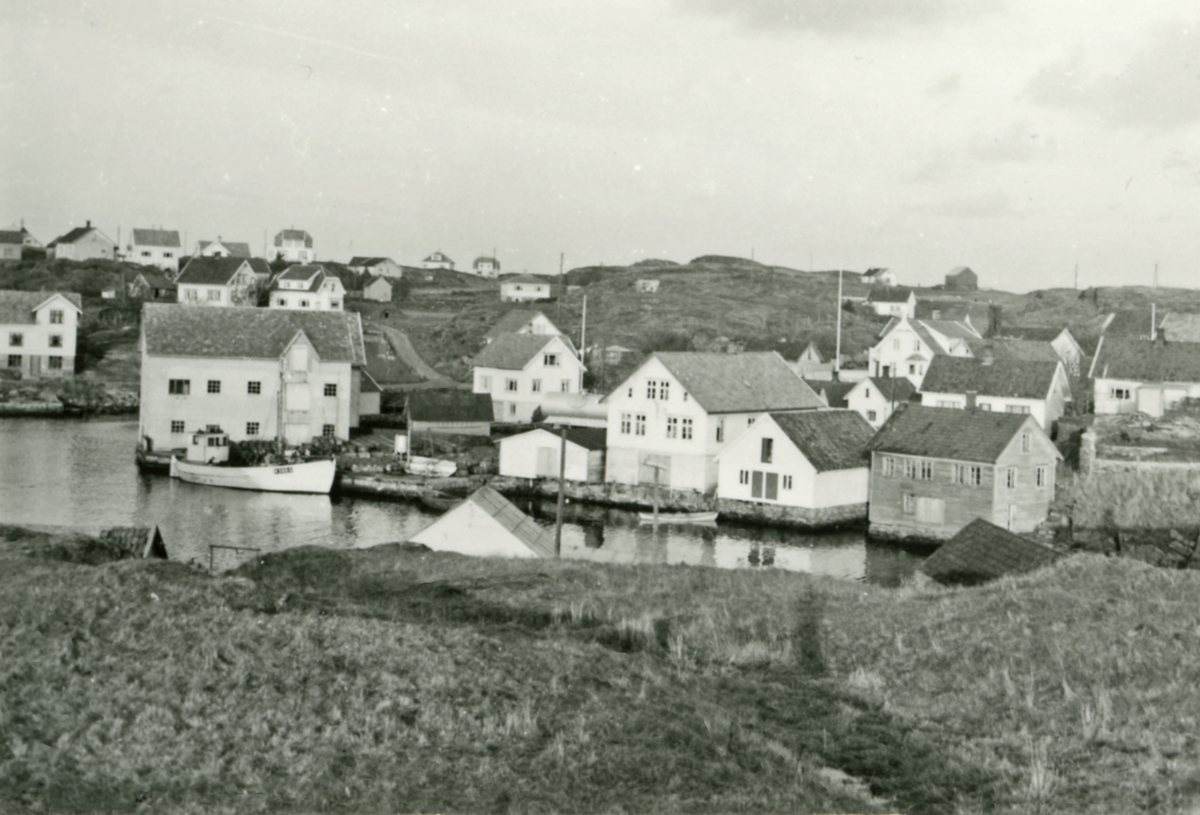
top-left (349, 256), bottom-right (393, 267)
top-left (408, 390), bottom-right (493, 423)
top-left (803, 379), bottom-right (856, 408)
top-left (472, 333), bottom-right (561, 370)
top-left (866, 287), bottom-right (914, 303)
top-left (131, 228), bottom-right (181, 248)
top-left (865, 376), bottom-right (917, 402)
top-left (1092, 337), bottom-right (1200, 382)
top-left (867, 404), bottom-right (1038, 463)
top-left (920, 519), bottom-right (1061, 585)
top-left (996, 326), bottom-right (1066, 343)
top-left (99, 526), bottom-right (167, 559)
top-left (653, 352), bottom-right (824, 414)
top-left (921, 356), bottom-right (1061, 399)
top-left (415, 486), bottom-right (554, 558)
top-left (134, 271), bottom-right (176, 289)
top-left (142, 302), bottom-right (365, 363)
top-left (484, 309), bottom-right (553, 341)
top-left (0, 291), bottom-right (83, 323)
top-left (769, 410), bottom-right (874, 472)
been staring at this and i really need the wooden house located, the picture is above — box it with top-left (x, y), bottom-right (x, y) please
top-left (407, 390), bottom-right (493, 437)
top-left (46, 220), bottom-right (116, 261)
top-left (861, 267), bottom-right (896, 286)
top-left (409, 486), bottom-right (554, 559)
top-left (197, 239), bottom-right (253, 259)
top-left (866, 405), bottom-right (1061, 540)
top-left (472, 333), bottom-right (583, 423)
top-left (844, 376), bottom-right (917, 429)
top-left (422, 251), bottom-right (455, 270)
top-left (866, 287), bottom-right (917, 318)
top-left (0, 291), bottom-right (82, 379)
top-left (272, 229), bottom-right (315, 263)
top-left (714, 410), bottom-right (873, 525)
top-left (498, 426), bottom-right (606, 482)
top-left (128, 271), bottom-right (177, 301)
top-left (944, 266), bottom-right (978, 291)
top-left (919, 356), bottom-right (1071, 430)
top-left (483, 310), bottom-right (561, 344)
top-left (868, 317), bottom-right (980, 387)
top-left (500, 275), bottom-right (553, 302)
top-left (1089, 336), bottom-right (1200, 417)
top-left (359, 274), bottom-right (393, 302)
top-left (472, 256), bottom-right (501, 278)
top-left (635, 279), bottom-right (660, 293)
top-left (127, 228), bottom-right (182, 272)
top-left (993, 326), bottom-right (1084, 376)
top-left (920, 519), bottom-right (1061, 586)
top-left (268, 264), bottom-right (346, 310)
top-left (791, 341), bottom-right (835, 378)
top-left (176, 257), bottom-right (271, 306)
top-left (348, 257), bottom-right (404, 279)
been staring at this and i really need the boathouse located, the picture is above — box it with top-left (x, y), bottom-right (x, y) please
top-left (920, 519), bottom-right (1062, 586)
top-left (498, 426), bottom-right (606, 482)
top-left (407, 390), bottom-right (493, 437)
top-left (409, 486), bottom-right (554, 559)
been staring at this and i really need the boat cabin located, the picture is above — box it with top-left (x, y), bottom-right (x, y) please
top-left (187, 429), bottom-right (230, 463)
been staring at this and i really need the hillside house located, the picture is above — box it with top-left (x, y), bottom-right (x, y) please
top-left (409, 486), bottom-right (554, 559)
top-left (472, 256), bottom-right (501, 278)
top-left (914, 299), bottom-right (993, 335)
top-left (0, 291), bottom-right (81, 379)
top-left (866, 287), bottom-right (917, 318)
top-left (845, 376), bottom-right (917, 429)
top-left (0, 227), bottom-right (39, 263)
top-left (500, 275), bottom-right (553, 302)
top-left (483, 310), bottom-right (561, 344)
top-left (138, 304), bottom-right (367, 451)
top-left (359, 275), bottom-right (392, 302)
top-left (472, 333), bottom-right (584, 423)
top-left (635, 279), bottom-right (660, 293)
top-left (919, 356), bottom-right (1070, 430)
top-left (499, 426), bottom-right (606, 482)
top-left (197, 239), bottom-right (252, 259)
top-left (127, 228), bottom-right (182, 273)
top-left (128, 271), bottom-right (176, 301)
top-left (944, 266), bottom-right (978, 291)
top-left (272, 229), bottom-right (314, 263)
top-left (866, 405), bottom-right (1060, 540)
top-left (176, 257), bottom-right (271, 306)
top-left (994, 326), bottom-right (1084, 376)
top-left (406, 390), bottom-right (493, 438)
top-left (46, 221), bottom-right (116, 261)
top-left (868, 317), bottom-right (981, 387)
top-left (422, 251), bottom-right (454, 270)
top-left (715, 410), bottom-right (874, 525)
top-left (348, 257), bottom-right (403, 279)
top-left (604, 352), bottom-right (824, 495)
top-left (269, 264), bottom-right (345, 311)
top-left (862, 268), bottom-right (897, 287)
top-left (1089, 336), bottom-right (1200, 417)
top-left (791, 341), bottom-right (835, 378)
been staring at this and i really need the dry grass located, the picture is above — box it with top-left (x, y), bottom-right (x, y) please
top-left (4, 532), bottom-right (1200, 813)
top-left (1063, 469), bottom-right (1200, 529)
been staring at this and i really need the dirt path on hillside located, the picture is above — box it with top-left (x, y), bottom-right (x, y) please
top-left (368, 322), bottom-right (458, 387)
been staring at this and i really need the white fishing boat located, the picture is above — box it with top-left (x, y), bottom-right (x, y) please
top-left (169, 430), bottom-right (336, 494)
top-left (407, 455), bottom-right (459, 477)
top-left (637, 511), bottom-right (719, 525)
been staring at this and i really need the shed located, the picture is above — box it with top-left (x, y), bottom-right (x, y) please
top-left (635, 279), bottom-right (660, 293)
top-left (361, 275), bottom-right (393, 302)
top-left (920, 519), bottom-right (1062, 585)
top-left (498, 426), bottom-right (606, 482)
top-left (99, 526), bottom-right (167, 559)
top-left (409, 486), bottom-right (554, 559)
top-left (407, 390), bottom-right (493, 436)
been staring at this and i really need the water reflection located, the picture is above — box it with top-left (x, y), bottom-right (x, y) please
top-left (0, 418), bottom-right (926, 583)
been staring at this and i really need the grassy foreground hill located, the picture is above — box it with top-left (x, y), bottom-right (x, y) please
top-left (3, 526), bottom-right (1200, 813)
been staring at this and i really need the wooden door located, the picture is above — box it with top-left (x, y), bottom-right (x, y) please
top-left (751, 471), bottom-right (763, 498)
top-left (765, 473), bottom-right (779, 500)
top-left (916, 497), bottom-right (945, 525)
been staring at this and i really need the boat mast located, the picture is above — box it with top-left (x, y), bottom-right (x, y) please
top-left (277, 359), bottom-right (285, 456)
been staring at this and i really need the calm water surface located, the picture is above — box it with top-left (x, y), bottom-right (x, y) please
top-left (0, 418), bottom-right (927, 583)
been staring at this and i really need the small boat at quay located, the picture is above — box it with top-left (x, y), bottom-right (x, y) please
top-left (168, 430), bottom-right (336, 494)
top-left (407, 455), bottom-right (459, 477)
top-left (638, 511), bottom-right (719, 524)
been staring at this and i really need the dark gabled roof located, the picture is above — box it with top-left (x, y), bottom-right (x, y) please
top-left (275, 264), bottom-right (324, 280)
top-left (867, 404), bottom-right (1036, 463)
top-left (946, 266), bottom-right (976, 279)
top-left (1091, 337), bottom-right (1200, 382)
top-left (199, 240), bottom-right (252, 258)
top-left (0, 230), bottom-right (24, 244)
top-left (407, 390), bottom-right (493, 423)
top-left (803, 379), bottom-right (856, 408)
top-left (923, 320), bottom-right (982, 341)
top-left (0, 291), bottom-right (83, 324)
top-left (769, 410), bottom-right (874, 472)
top-left (921, 356), bottom-right (1061, 400)
top-left (521, 425), bottom-right (607, 451)
top-left (472, 333), bottom-right (563, 370)
top-left (131, 228), bottom-right (181, 248)
top-left (362, 274), bottom-right (391, 288)
top-left (483, 309), bottom-right (553, 341)
top-left (862, 267), bottom-right (889, 278)
top-left (866, 286), bottom-right (914, 303)
top-left (142, 303), bottom-right (365, 364)
top-left (654, 352), bottom-right (824, 414)
top-left (995, 326), bottom-right (1067, 343)
top-left (864, 376), bottom-right (918, 402)
top-left (473, 256), bottom-right (500, 266)
top-left (176, 257), bottom-right (264, 286)
top-left (502, 274), bottom-right (550, 285)
top-left (976, 339), bottom-right (1061, 364)
top-left (133, 271), bottom-right (176, 290)
top-left (274, 229), bottom-right (313, 247)
top-left (47, 225), bottom-right (106, 247)
top-left (424, 251), bottom-right (452, 262)
top-left (920, 519), bottom-right (1061, 586)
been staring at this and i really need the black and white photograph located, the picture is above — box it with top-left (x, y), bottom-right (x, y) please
top-left (2, 1), bottom-right (1199, 812)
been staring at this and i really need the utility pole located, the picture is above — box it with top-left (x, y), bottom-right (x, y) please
top-left (554, 423), bottom-right (567, 557)
top-left (834, 266), bottom-right (843, 378)
top-left (1074, 262), bottom-right (1078, 290)
top-left (557, 251), bottom-right (564, 326)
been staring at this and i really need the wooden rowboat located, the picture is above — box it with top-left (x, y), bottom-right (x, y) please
top-left (637, 511), bottom-right (719, 525)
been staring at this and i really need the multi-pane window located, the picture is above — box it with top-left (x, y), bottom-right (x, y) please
top-left (1020, 432), bottom-right (1031, 452)
top-left (207, 380), bottom-right (221, 394)
top-left (277, 298), bottom-right (287, 307)
top-left (246, 422), bottom-right (260, 436)
top-left (739, 470), bottom-right (750, 485)
top-left (904, 459), bottom-right (933, 480)
top-left (207, 289), bottom-right (221, 301)
top-left (783, 475), bottom-right (793, 490)
top-left (49, 310), bottom-right (63, 324)
top-left (49, 335), bottom-right (63, 348)
top-left (620, 413), bottom-right (631, 434)
top-left (247, 381), bottom-right (261, 394)
top-left (660, 381), bottom-right (669, 400)
top-left (1007, 405), bottom-right (1031, 415)
top-left (920, 460), bottom-right (933, 480)
top-left (479, 375), bottom-right (491, 390)
top-left (1036, 466), bottom-right (1047, 487)
top-left (300, 300), bottom-right (310, 308)
top-left (867, 410), bottom-right (877, 421)
top-left (953, 464), bottom-right (982, 486)
top-left (168, 379), bottom-right (190, 395)
top-left (761, 438), bottom-right (773, 463)
top-left (716, 420), bottom-right (725, 442)
top-left (322, 424), bottom-right (335, 437)
top-left (635, 414), bottom-right (646, 436)
top-left (185, 290), bottom-right (199, 302)
top-left (666, 417), bottom-right (678, 438)
top-left (1111, 388), bottom-right (1131, 400)
top-left (324, 383), bottom-right (337, 397)
top-left (7, 354), bottom-right (21, 368)
top-left (882, 456), bottom-right (895, 477)
top-left (48, 356), bottom-right (62, 369)
top-left (9, 333), bottom-right (22, 347)
top-left (170, 420), bottom-right (185, 433)
top-left (561, 380), bottom-right (571, 392)
top-left (748, 417), bottom-right (756, 426)
top-left (647, 380), bottom-right (657, 399)
top-left (508, 404), bottom-right (516, 415)
top-left (531, 379), bottom-right (542, 393)
top-left (506, 378), bottom-right (518, 392)
top-left (902, 493), bottom-right (916, 514)
top-left (543, 353), bottom-right (560, 367)
top-left (1006, 467), bottom-right (1018, 488)
top-left (904, 459), bottom-right (918, 479)
top-left (681, 418), bottom-right (693, 440)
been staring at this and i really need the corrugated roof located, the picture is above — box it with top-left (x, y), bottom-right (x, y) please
top-left (142, 303), bottom-right (365, 364)
top-left (177, 257), bottom-right (265, 286)
top-left (1092, 337), bottom-right (1200, 382)
top-left (472, 333), bottom-right (561, 370)
top-left (0, 291), bottom-right (83, 324)
top-left (464, 486), bottom-right (555, 558)
top-left (274, 229), bottom-right (313, 247)
top-left (867, 287), bottom-right (914, 303)
top-left (921, 356), bottom-right (1060, 399)
top-left (769, 410), bottom-right (874, 472)
top-left (131, 228), bottom-right (181, 248)
top-left (483, 309), bottom-right (554, 341)
top-left (408, 390), bottom-right (494, 423)
top-left (867, 404), bottom-right (1035, 463)
top-left (654, 352), bottom-right (824, 414)
top-left (920, 519), bottom-right (1061, 585)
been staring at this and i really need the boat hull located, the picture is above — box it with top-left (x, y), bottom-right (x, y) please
top-left (407, 455), bottom-right (458, 477)
top-left (170, 457), bottom-right (336, 494)
top-left (637, 511), bottom-right (719, 524)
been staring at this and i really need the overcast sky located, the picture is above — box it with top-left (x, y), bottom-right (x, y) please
top-left (1, 1), bottom-right (1197, 290)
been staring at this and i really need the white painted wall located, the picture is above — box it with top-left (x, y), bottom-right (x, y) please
top-left (410, 501), bottom-right (539, 559)
top-left (472, 336), bottom-right (583, 423)
top-left (498, 429), bottom-right (592, 481)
